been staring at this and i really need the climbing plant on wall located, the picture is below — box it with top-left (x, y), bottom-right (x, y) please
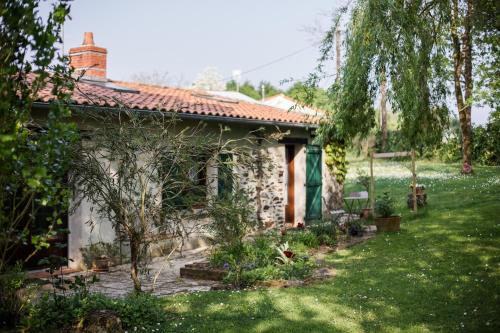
top-left (315, 117), bottom-right (347, 184)
top-left (324, 139), bottom-right (347, 184)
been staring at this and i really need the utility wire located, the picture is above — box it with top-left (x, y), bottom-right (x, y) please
top-left (223, 43), bottom-right (317, 81)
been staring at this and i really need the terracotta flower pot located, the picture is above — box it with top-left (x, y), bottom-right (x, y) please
top-left (361, 208), bottom-right (373, 219)
top-left (375, 215), bottom-right (401, 232)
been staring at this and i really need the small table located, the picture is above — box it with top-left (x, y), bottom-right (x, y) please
top-left (343, 191), bottom-right (369, 223)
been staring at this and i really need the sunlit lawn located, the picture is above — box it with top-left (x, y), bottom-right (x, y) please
top-left (160, 160), bottom-right (500, 332)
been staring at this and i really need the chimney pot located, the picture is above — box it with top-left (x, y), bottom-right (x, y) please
top-left (83, 32), bottom-right (95, 45)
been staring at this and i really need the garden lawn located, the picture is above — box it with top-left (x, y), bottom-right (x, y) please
top-left (161, 160), bottom-right (500, 333)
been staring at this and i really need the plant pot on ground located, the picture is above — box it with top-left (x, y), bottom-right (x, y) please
top-left (347, 220), bottom-right (364, 237)
top-left (374, 192), bottom-right (401, 232)
top-left (409, 184), bottom-right (426, 195)
top-left (360, 208), bottom-right (373, 220)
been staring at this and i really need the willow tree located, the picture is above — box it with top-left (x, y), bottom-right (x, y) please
top-left (315, 0), bottom-right (498, 174)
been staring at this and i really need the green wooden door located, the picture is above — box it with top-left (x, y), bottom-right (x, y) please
top-left (306, 145), bottom-right (322, 220)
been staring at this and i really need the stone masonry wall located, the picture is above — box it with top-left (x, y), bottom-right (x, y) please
top-left (236, 144), bottom-right (286, 227)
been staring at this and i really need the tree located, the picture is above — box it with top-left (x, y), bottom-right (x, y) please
top-left (258, 81), bottom-right (282, 99)
top-left (130, 70), bottom-right (170, 86)
top-left (0, 0), bottom-right (77, 273)
top-left (314, 0), bottom-right (498, 173)
top-left (286, 81), bottom-right (330, 110)
top-left (70, 111), bottom-right (257, 292)
top-left (192, 66), bottom-right (226, 91)
top-left (226, 80), bottom-right (260, 99)
top-left (226, 80), bottom-right (282, 100)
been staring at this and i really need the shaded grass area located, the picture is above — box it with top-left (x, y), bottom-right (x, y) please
top-left (161, 161), bottom-right (500, 332)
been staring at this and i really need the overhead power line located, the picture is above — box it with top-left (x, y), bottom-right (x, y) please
top-left (223, 43), bottom-right (317, 81)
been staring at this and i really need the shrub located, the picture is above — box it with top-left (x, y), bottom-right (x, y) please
top-left (316, 234), bottom-right (337, 246)
top-left (24, 292), bottom-right (167, 331)
top-left (347, 219), bottom-right (364, 236)
top-left (80, 241), bottom-right (123, 268)
top-left (375, 192), bottom-right (395, 218)
top-left (0, 265), bottom-right (34, 328)
top-left (282, 230), bottom-right (319, 249)
top-left (280, 258), bottom-right (316, 280)
top-left (472, 110), bottom-right (500, 166)
top-left (226, 265), bottom-right (282, 287)
top-left (206, 191), bottom-right (257, 249)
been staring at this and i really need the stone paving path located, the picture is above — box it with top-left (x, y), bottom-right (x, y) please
top-left (78, 247), bottom-right (220, 298)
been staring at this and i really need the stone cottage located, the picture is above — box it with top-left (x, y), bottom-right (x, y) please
top-left (32, 32), bottom-right (342, 269)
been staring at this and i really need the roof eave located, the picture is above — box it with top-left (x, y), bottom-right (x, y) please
top-left (32, 102), bottom-right (319, 129)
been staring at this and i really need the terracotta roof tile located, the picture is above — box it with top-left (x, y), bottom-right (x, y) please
top-left (35, 78), bottom-right (320, 126)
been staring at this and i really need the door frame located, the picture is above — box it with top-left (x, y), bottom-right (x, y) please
top-left (285, 145), bottom-right (295, 224)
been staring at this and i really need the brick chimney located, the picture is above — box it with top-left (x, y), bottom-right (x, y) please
top-left (69, 32), bottom-right (107, 81)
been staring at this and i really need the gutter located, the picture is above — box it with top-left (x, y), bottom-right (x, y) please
top-left (32, 102), bottom-right (318, 129)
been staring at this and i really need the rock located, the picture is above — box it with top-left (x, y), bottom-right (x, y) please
top-left (79, 310), bottom-right (123, 333)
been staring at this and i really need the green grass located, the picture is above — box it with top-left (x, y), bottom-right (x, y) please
top-left (160, 160), bottom-right (500, 332)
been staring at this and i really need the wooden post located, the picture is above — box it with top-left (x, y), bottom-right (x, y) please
top-left (411, 150), bottom-right (417, 212)
top-left (370, 151), bottom-right (375, 210)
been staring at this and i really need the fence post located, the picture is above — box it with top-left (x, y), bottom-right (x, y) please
top-left (370, 151), bottom-right (375, 210)
top-left (411, 150), bottom-right (417, 212)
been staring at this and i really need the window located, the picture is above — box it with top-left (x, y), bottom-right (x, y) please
top-left (161, 155), bottom-right (208, 212)
top-left (217, 153), bottom-right (233, 199)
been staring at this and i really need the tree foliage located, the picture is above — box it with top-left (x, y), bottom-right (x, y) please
top-left (314, 0), bottom-right (498, 173)
top-left (285, 81), bottom-right (331, 111)
top-left (0, 0), bottom-right (77, 272)
top-left (226, 80), bottom-right (282, 100)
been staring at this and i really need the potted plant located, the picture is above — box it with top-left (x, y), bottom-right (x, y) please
top-left (409, 184), bottom-right (425, 195)
top-left (347, 219), bottom-right (364, 236)
top-left (374, 192), bottom-right (401, 232)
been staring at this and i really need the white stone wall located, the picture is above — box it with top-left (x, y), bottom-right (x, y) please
top-left (68, 194), bottom-right (116, 269)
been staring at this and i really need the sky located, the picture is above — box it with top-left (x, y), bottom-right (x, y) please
top-left (58, 0), bottom-right (341, 88)
top-left (42, 0), bottom-right (491, 125)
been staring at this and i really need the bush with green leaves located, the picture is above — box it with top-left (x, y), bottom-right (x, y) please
top-left (206, 191), bottom-right (258, 250)
top-left (472, 109), bottom-right (500, 166)
top-left (307, 218), bottom-right (338, 246)
top-left (80, 241), bottom-right (123, 269)
top-left (0, 264), bottom-right (35, 327)
top-left (282, 229), bottom-right (320, 249)
top-left (24, 292), bottom-right (167, 331)
top-left (211, 230), bottom-right (320, 287)
top-left (375, 192), bottom-right (396, 218)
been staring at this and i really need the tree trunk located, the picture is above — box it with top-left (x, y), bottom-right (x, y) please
top-left (129, 236), bottom-right (142, 292)
top-left (451, 0), bottom-right (474, 174)
top-left (462, 0), bottom-right (474, 172)
top-left (380, 72), bottom-right (388, 151)
top-left (335, 28), bottom-right (341, 81)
